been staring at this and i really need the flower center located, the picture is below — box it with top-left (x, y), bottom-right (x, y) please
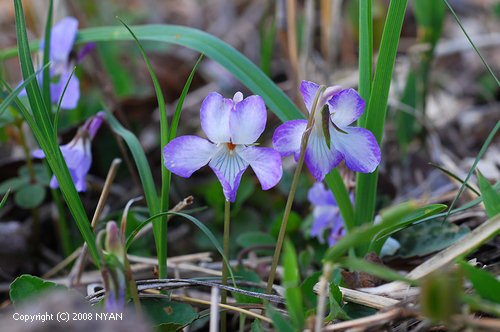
top-left (226, 142), bottom-right (236, 151)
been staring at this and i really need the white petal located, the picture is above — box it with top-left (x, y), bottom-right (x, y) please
top-left (200, 92), bottom-right (232, 143)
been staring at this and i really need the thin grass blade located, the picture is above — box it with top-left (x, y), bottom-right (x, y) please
top-left (42, 0), bottom-right (53, 111)
top-left (354, 1), bottom-right (408, 252)
top-left (14, 0), bottom-right (99, 266)
top-left (0, 64), bottom-right (49, 117)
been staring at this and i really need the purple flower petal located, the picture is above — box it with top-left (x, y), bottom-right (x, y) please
top-left (237, 146), bottom-right (282, 190)
top-left (208, 146), bottom-right (249, 202)
top-left (331, 126), bottom-right (381, 173)
top-left (51, 72), bottom-right (80, 109)
top-left (47, 139), bottom-right (92, 192)
top-left (41, 17), bottom-right (78, 63)
top-left (311, 206), bottom-right (338, 241)
top-left (49, 175), bottom-right (59, 189)
top-left (32, 149), bottom-right (46, 158)
top-left (304, 130), bottom-right (342, 181)
top-left (200, 92), bottom-right (232, 144)
top-left (163, 136), bottom-right (217, 178)
top-left (307, 182), bottom-right (336, 206)
top-left (329, 89), bottom-right (365, 127)
top-left (272, 119), bottom-right (307, 161)
top-left (328, 221), bottom-right (345, 247)
top-left (300, 80), bottom-right (320, 112)
top-left (61, 140), bottom-right (92, 191)
top-left (76, 42), bottom-right (96, 63)
top-left (229, 95), bottom-right (266, 145)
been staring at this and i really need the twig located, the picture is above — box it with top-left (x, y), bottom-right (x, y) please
top-left (69, 158), bottom-right (122, 287)
top-left (86, 278), bottom-right (285, 305)
top-left (42, 246), bottom-right (82, 279)
top-left (210, 287), bottom-right (220, 332)
top-left (323, 307), bottom-right (416, 331)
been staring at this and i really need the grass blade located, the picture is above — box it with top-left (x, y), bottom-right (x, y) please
top-left (354, 0), bottom-right (408, 251)
top-left (0, 64), bottom-right (49, 117)
top-left (0, 187), bottom-right (10, 211)
top-left (477, 171), bottom-right (500, 218)
top-left (125, 211), bottom-right (236, 285)
top-left (53, 67), bottom-right (76, 139)
top-left (357, 0), bottom-right (373, 118)
top-left (42, 0), bottom-right (53, 111)
top-left (168, 54), bottom-right (203, 142)
top-left (14, 0), bottom-right (99, 266)
top-left (324, 169), bottom-right (354, 233)
top-left (117, 17), bottom-right (170, 278)
top-left (429, 162), bottom-right (480, 196)
top-left (443, 120), bottom-right (500, 222)
top-left (73, 24), bottom-right (304, 122)
top-left (443, 0), bottom-right (500, 87)
top-left (103, 109), bottom-right (160, 218)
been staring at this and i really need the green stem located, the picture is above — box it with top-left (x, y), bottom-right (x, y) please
top-left (266, 86), bottom-right (325, 294)
top-left (16, 119), bottom-right (41, 269)
top-left (50, 188), bottom-right (72, 256)
top-left (221, 199), bottom-right (230, 332)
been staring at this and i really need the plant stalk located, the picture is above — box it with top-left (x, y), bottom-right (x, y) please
top-left (266, 86), bottom-right (325, 294)
top-left (221, 199), bottom-right (231, 332)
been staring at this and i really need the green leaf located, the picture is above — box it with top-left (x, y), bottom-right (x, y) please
top-left (477, 171), bottom-right (500, 218)
top-left (236, 232), bottom-right (276, 248)
top-left (393, 219), bottom-right (469, 258)
top-left (300, 271), bottom-right (321, 308)
top-left (420, 270), bottom-right (461, 323)
top-left (283, 240), bottom-right (304, 330)
top-left (325, 283), bottom-right (349, 321)
top-left (42, 0), bottom-right (53, 110)
top-left (14, 183), bottom-right (46, 209)
top-left (73, 25), bottom-right (303, 122)
top-left (0, 187), bottom-right (11, 211)
top-left (370, 203), bottom-right (447, 253)
top-left (324, 202), bottom-right (445, 263)
top-left (103, 109), bottom-right (160, 218)
top-left (430, 163), bottom-right (480, 196)
top-left (0, 177), bottom-right (29, 194)
top-left (10, 274), bottom-right (66, 305)
top-left (117, 17), bottom-right (170, 279)
top-left (169, 54), bottom-right (203, 142)
top-left (324, 169), bottom-right (354, 233)
top-left (443, 0), bottom-right (500, 88)
top-left (141, 298), bottom-right (198, 329)
top-left (13, 0), bottom-right (99, 267)
top-left (265, 302), bottom-right (294, 332)
top-left (357, 0), bottom-right (373, 104)
top-left (458, 260), bottom-right (500, 304)
top-left (354, 0), bottom-right (409, 247)
top-left (0, 64), bottom-right (49, 118)
top-left (251, 319), bottom-right (264, 332)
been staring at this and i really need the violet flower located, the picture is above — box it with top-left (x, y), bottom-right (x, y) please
top-left (272, 80), bottom-right (381, 181)
top-left (33, 112), bottom-right (104, 192)
top-left (308, 182), bottom-right (348, 246)
top-left (20, 17), bottom-right (95, 109)
top-left (163, 91), bottom-right (283, 202)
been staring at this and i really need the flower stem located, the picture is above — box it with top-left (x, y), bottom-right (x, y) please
top-left (221, 199), bottom-right (231, 332)
top-left (266, 86), bottom-right (325, 294)
top-left (16, 120), bottom-right (41, 271)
